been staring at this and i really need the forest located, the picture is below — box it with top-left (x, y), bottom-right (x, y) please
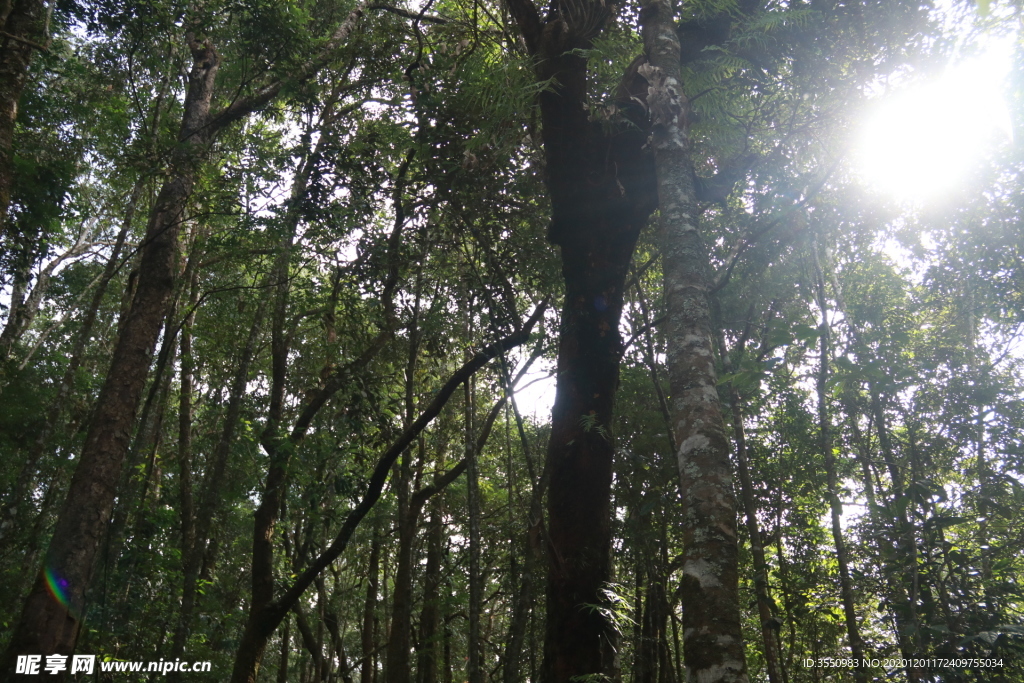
top-left (0, 0), bottom-right (1022, 681)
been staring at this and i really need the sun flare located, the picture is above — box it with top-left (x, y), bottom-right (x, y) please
top-left (856, 39), bottom-right (1014, 203)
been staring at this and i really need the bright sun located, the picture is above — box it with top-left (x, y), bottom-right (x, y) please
top-left (856, 39), bottom-right (1015, 203)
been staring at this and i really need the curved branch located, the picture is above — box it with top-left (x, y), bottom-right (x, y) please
top-left (264, 298), bottom-right (549, 631)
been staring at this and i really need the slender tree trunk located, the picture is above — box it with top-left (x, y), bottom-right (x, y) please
top-left (640, 2), bottom-right (748, 681)
top-left (466, 375), bottom-right (483, 683)
top-left (416, 504), bottom-right (443, 683)
top-left (871, 394), bottom-right (923, 679)
top-left (362, 526), bottom-right (381, 683)
top-left (827, 263), bottom-right (920, 676)
top-left (170, 300), bottom-right (265, 667)
top-left (295, 602), bottom-right (329, 682)
top-left (810, 240), bottom-right (866, 681)
top-left (386, 287), bottom-right (421, 683)
top-left (278, 615), bottom-right (292, 683)
top-left (385, 469), bottom-right (415, 683)
top-left (716, 329), bottom-right (783, 683)
top-left (502, 425), bottom-right (544, 683)
top-left (173, 252), bottom-right (199, 644)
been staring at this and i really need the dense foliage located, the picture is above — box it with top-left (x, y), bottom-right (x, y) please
top-left (0, 0), bottom-right (1022, 682)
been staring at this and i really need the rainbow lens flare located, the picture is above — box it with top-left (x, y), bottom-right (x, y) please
top-left (44, 565), bottom-right (71, 609)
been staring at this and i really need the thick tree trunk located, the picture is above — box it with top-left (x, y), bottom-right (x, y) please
top-left (0, 191), bottom-right (133, 546)
top-left (501, 3), bottom-right (656, 679)
top-left (0, 40), bottom-right (219, 673)
top-left (639, 1), bottom-right (748, 682)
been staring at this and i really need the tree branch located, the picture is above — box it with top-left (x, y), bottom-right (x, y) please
top-left (503, 0), bottom-right (543, 54)
top-left (369, 4), bottom-right (448, 24)
top-left (208, 2), bottom-right (369, 134)
top-left (264, 298), bottom-right (549, 630)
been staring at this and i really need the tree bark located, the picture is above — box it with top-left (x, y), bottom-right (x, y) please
top-left (504, 3), bottom-right (656, 682)
top-left (466, 376), bottom-right (483, 683)
top-left (639, 1), bottom-right (748, 681)
top-left (362, 525), bottom-right (382, 683)
top-left (0, 188), bottom-right (134, 547)
top-left (385, 285), bottom-right (422, 683)
top-left (417, 504), bottom-right (443, 683)
top-left (171, 252), bottom-right (200, 681)
top-left (170, 300), bottom-right (265, 669)
top-left (277, 615), bottom-right (292, 683)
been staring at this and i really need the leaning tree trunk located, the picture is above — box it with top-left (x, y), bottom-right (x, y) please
top-left (0, 38), bottom-right (219, 673)
top-left (640, 1), bottom-right (749, 681)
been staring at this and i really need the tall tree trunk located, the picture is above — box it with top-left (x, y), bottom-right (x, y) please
top-left (810, 240), bottom-right (866, 681)
top-left (278, 615), bottom-right (292, 683)
top-left (0, 37), bottom-right (219, 670)
top-left (173, 252), bottom-right (199, 671)
top-left (504, 3), bottom-right (656, 682)
top-left (0, 0), bottom-right (47, 240)
top-left (501, 405), bottom-right (545, 683)
top-left (639, 2), bottom-right (748, 681)
top-left (827, 262), bottom-right (920, 676)
top-left (170, 300), bottom-right (265, 668)
top-left (385, 285), bottom-right (421, 683)
top-left (466, 376), bottom-right (482, 683)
